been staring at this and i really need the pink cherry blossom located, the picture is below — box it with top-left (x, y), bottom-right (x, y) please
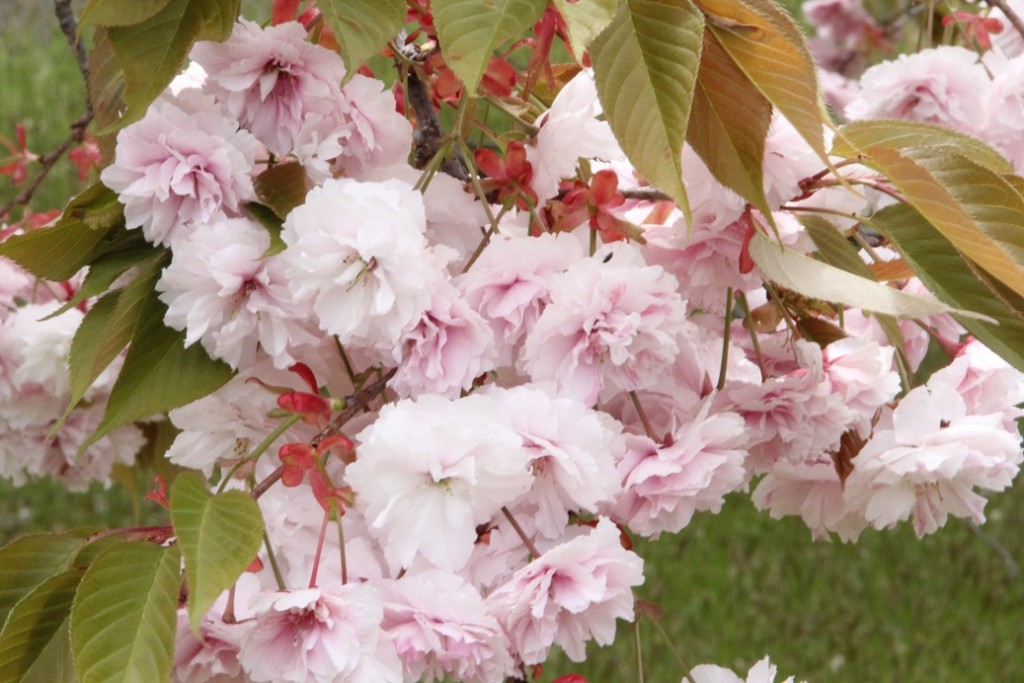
top-left (690, 655), bottom-right (802, 683)
top-left (158, 217), bottom-right (319, 370)
top-left (845, 383), bottom-right (1022, 537)
top-left (281, 178), bottom-right (447, 351)
top-left (721, 340), bottom-right (853, 472)
top-left (458, 232), bottom-right (583, 367)
top-left (172, 609), bottom-right (249, 683)
top-left (527, 70), bottom-right (624, 201)
top-left (486, 517), bottom-right (644, 664)
top-left (346, 394), bottom-right (532, 573)
top-left (239, 586), bottom-right (401, 683)
top-left (607, 399), bottom-right (748, 537)
top-left (751, 457), bottom-right (867, 542)
top-left (522, 242), bottom-right (692, 404)
top-left (822, 337), bottom-right (901, 434)
top-left (100, 93), bottom-right (258, 246)
top-left (845, 46), bottom-right (989, 135)
top-left (379, 570), bottom-right (515, 683)
top-left (391, 282), bottom-right (497, 399)
top-left (191, 19), bottom-right (346, 155)
top-left (489, 383), bottom-right (624, 538)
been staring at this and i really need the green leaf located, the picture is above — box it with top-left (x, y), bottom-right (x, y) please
top-left (56, 254), bottom-right (167, 434)
top-left (0, 570), bottom-right (83, 683)
top-left (44, 237), bottom-right (157, 320)
top-left (81, 0), bottom-right (174, 28)
top-left (694, 0), bottom-right (826, 158)
top-left (79, 294), bottom-right (235, 453)
top-left (170, 473), bottom-right (264, 631)
top-left (0, 535), bottom-right (85, 630)
top-left (591, 0), bottom-right (704, 221)
top-left (244, 203), bottom-right (287, 257)
top-left (687, 27), bottom-right (772, 215)
top-left (870, 203), bottom-right (1024, 373)
top-left (253, 162), bottom-right (310, 221)
top-left (0, 224), bottom-right (115, 282)
top-left (17, 621), bottom-right (75, 683)
top-left (552, 0), bottom-right (616, 58)
top-left (800, 215), bottom-right (875, 280)
top-left (832, 120), bottom-right (1012, 174)
top-left (749, 232), bottom-right (995, 321)
top-left (88, 28), bottom-right (128, 137)
top-left (62, 183), bottom-right (126, 231)
top-left (861, 145), bottom-right (1024, 301)
top-left (319, 0), bottom-right (405, 78)
top-left (433, 0), bottom-right (550, 94)
top-left (71, 542), bottom-right (180, 683)
top-left (107, 0), bottom-right (239, 127)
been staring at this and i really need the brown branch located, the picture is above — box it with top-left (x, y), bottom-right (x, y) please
top-left (988, 0), bottom-right (1024, 42)
top-left (251, 368), bottom-right (397, 500)
top-left (55, 0), bottom-right (90, 84)
top-left (1, 1), bottom-right (93, 220)
top-left (407, 70), bottom-right (470, 182)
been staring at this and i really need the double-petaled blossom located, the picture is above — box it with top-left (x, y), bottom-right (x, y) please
top-left (191, 19), bottom-right (347, 155)
top-left (239, 586), bottom-right (402, 683)
top-left (100, 92), bottom-right (258, 246)
top-left (485, 517), bottom-right (644, 664)
top-left (345, 393), bottom-right (532, 573)
top-left (158, 217), bottom-right (320, 370)
top-left (844, 382), bottom-right (1023, 537)
top-left (845, 46), bottom-right (989, 135)
top-left (379, 570), bottom-right (515, 683)
top-left (522, 242), bottom-right (692, 404)
top-left (280, 177), bottom-right (448, 352)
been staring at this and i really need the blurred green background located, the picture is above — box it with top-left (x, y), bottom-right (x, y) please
top-left (2, 2), bottom-right (1023, 682)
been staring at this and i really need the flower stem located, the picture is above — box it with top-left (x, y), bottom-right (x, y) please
top-left (263, 531), bottom-right (286, 590)
top-left (716, 287), bottom-right (733, 391)
top-left (501, 506), bottom-right (540, 559)
top-left (629, 391), bottom-right (659, 442)
top-left (309, 511), bottom-right (330, 588)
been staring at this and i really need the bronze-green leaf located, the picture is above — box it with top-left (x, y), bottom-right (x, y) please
top-left (79, 293), bottom-right (235, 454)
top-left (0, 535), bottom-right (85, 630)
top-left (0, 570), bottom-right (82, 683)
top-left (694, 0), bottom-right (826, 158)
top-left (80, 0), bottom-right (174, 28)
top-left (688, 27), bottom-right (772, 215)
top-left (862, 145), bottom-right (1024, 300)
top-left (832, 120), bottom-right (1012, 174)
top-left (749, 232), bottom-right (994, 321)
top-left (552, 0), bottom-right (616, 58)
top-left (870, 203), bottom-right (1024, 372)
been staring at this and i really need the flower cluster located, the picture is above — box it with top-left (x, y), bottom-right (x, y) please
top-left (3, 5), bottom-right (1024, 682)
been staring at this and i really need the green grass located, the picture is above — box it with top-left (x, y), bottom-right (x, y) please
top-left (543, 488), bottom-right (1024, 682)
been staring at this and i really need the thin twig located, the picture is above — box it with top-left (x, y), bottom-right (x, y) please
top-left (1, 1), bottom-right (93, 219)
top-left (619, 188), bottom-right (672, 202)
top-left (55, 0), bottom-right (89, 82)
top-left (251, 368), bottom-right (397, 501)
top-left (313, 367), bottom-right (397, 446)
